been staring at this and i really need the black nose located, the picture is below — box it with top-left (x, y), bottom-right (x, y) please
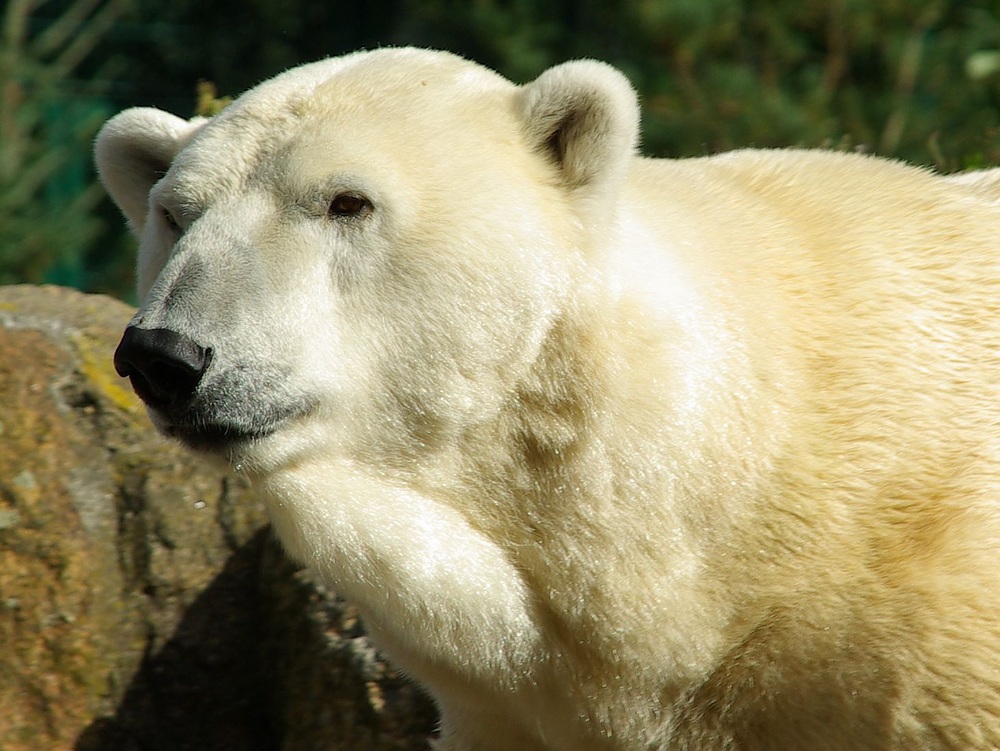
top-left (113, 326), bottom-right (212, 409)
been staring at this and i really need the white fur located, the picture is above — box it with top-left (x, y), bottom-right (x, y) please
top-left (97, 48), bottom-right (1000, 750)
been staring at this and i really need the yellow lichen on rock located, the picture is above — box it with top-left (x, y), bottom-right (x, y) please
top-left (68, 329), bottom-right (140, 413)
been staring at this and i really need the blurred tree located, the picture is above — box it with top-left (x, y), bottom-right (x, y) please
top-left (1, 0), bottom-right (129, 290)
top-left (625, 0), bottom-right (1000, 164)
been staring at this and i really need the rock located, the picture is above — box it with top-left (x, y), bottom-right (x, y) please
top-left (0, 285), bottom-right (436, 750)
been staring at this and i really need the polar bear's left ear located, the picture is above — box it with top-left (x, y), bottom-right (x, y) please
top-left (95, 108), bottom-right (206, 235)
top-left (517, 60), bottom-right (639, 195)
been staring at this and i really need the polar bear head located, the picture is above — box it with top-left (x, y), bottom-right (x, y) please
top-left (97, 48), bottom-right (639, 472)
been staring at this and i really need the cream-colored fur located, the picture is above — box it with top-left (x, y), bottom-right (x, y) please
top-left (96, 48), bottom-right (1000, 750)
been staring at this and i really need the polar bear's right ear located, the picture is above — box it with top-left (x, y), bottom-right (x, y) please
top-left (95, 108), bottom-right (205, 234)
top-left (517, 60), bottom-right (640, 197)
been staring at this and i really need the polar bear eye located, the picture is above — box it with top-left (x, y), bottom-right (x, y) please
top-left (161, 207), bottom-right (181, 233)
top-left (327, 193), bottom-right (372, 220)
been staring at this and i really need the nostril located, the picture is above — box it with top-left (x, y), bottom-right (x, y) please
top-left (114, 326), bottom-right (212, 408)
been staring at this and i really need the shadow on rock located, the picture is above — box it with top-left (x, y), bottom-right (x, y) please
top-left (75, 530), bottom-right (277, 751)
top-left (75, 530), bottom-right (437, 751)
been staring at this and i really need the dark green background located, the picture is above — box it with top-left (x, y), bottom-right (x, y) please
top-left (4, 0), bottom-right (1000, 300)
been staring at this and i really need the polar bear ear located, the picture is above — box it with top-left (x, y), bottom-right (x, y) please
top-left (517, 60), bottom-right (639, 195)
top-left (95, 108), bottom-right (205, 235)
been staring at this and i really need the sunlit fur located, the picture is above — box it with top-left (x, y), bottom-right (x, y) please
top-left (96, 48), bottom-right (1000, 750)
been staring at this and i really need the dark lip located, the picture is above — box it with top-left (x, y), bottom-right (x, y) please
top-left (160, 419), bottom-right (272, 452)
top-left (149, 398), bottom-right (315, 454)
top-left (121, 362), bottom-right (316, 453)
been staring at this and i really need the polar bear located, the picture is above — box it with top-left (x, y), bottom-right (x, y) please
top-left (946, 166), bottom-right (1000, 202)
top-left (96, 48), bottom-right (1000, 750)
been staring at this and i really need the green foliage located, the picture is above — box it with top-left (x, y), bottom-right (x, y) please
top-left (617, 1), bottom-right (1000, 162)
top-left (194, 81), bottom-right (231, 117)
top-left (4, 0), bottom-right (1000, 297)
top-left (1, 0), bottom-right (128, 291)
